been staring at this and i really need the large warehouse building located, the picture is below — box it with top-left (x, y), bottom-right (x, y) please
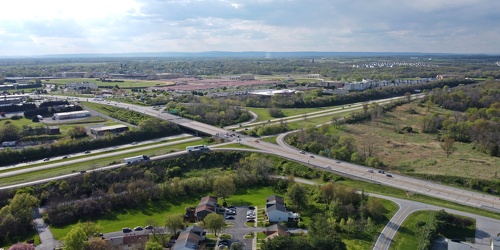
top-left (52, 110), bottom-right (91, 120)
top-left (90, 125), bottom-right (129, 136)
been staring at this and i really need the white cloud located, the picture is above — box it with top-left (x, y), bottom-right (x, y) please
top-left (0, 0), bottom-right (499, 56)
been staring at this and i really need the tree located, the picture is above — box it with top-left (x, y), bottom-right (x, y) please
top-left (287, 183), bottom-right (308, 211)
top-left (366, 198), bottom-right (388, 222)
top-left (63, 225), bottom-right (88, 250)
top-left (67, 126), bottom-right (87, 138)
top-left (145, 240), bottom-right (163, 250)
top-left (8, 243), bottom-right (35, 250)
top-left (87, 237), bottom-right (107, 250)
top-left (164, 214), bottom-right (184, 235)
top-left (213, 175), bottom-right (235, 200)
top-left (321, 182), bottom-right (335, 204)
top-left (203, 213), bottom-right (225, 236)
top-left (230, 242), bottom-right (244, 250)
top-left (440, 137), bottom-right (456, 158)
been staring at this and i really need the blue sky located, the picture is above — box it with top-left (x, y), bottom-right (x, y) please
top-left (0, 0), bottom-right (499, 56)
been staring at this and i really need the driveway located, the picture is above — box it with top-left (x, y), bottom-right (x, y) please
top-left (33, 208), bottom-right (59, 250)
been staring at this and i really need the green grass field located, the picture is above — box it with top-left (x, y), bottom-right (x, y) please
top-left (336, 102), bottom-right (500, 181)
top-left (246, 107), bottom-right (328, 122)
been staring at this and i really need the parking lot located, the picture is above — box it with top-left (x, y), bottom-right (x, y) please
top-left (222, 206), bottom-right (260, 250)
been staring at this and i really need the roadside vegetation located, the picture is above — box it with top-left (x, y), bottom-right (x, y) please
top-left (285, 79), bottom-right (500, 194)
top-left (0, 152), bottom-right (396, 249)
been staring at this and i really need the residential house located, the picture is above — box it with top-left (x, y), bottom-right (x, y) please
top-left (265, 195), bottom-right (300, 223)
top-left (172, 225), bottom-right (206, 250)
top-left (195, 196), bottom-right (218, 221)
top-left (264, 224), bottom-right (289, 240)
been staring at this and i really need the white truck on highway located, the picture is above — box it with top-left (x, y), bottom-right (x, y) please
top-left (186, 145), bottom-right (209, 152)
top-left (124, 155), bottom-right (150, 164)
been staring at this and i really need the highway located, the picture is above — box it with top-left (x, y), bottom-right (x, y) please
top-left (14, 93), bottom-right (498, 249)
top-left (33, 94), bottom-right (500, 212)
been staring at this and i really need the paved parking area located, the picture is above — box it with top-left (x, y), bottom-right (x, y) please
top-left (223, 206), bottom-right (261, 250)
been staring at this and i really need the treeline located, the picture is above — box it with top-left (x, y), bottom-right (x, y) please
top-left (166, 98), bottom-right (252, 126)
top-left (90, 105), bottom-right (156, 125)
top-left (0, 118), bottom-right (180, 165)
top-left (0, 103), bottom-right (36, 113)
top-left (423, 79), bottom-right (500, 156)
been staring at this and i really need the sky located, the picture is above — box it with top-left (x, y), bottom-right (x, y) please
top-left (0, 0), bottom-right (499, 56)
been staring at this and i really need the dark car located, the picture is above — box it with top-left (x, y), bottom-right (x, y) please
top-left (84, 150), bottom-right (91, 154)
top-left (225, 216), bottom-right (235, 220)
top-left (43, 158), bottom-right (50, 161)
top-left (378, 170), bottom-right (385, 174)
top-left (62, 156), bottom-right (68, 159)
top-left (134, 226), bottom-right (143, 231)
top-left (122, 227), bottom-right (132, 233)
top-left (386, 174), bottom-right (393, 178)
top-left (145, 225), bottom-right (154, 230)
top-left (309, 155), bottom-right (314, 158)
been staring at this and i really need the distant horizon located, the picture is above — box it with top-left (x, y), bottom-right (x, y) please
top-left (2, 51), bottom-right (499, 59)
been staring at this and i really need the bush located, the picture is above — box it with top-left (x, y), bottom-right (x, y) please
top-left (11, 115), bottom-right (22, 120)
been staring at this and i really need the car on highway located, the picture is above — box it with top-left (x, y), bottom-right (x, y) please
top-left (134, 226), bottom-right (143, 231)
top-left (62, 156), bottom-right (68, 159)
top-left (299, 150), bottom-right (305, 154)
top-left (131, 142), bottom-right (138, 145)
top-left (145, 225), bottom-right (154, 230)
top-left (367, 169), bottom-right (374, 173)
top-left (43, 158), bottom-right (50, 161)
top-left (309, 155), bottom-right (314, 158)
top-left (378, 170), bottom-right (385, 174)
top-left (122, 227), bottom-right (132, 233)
top-left (386, 174), bottom-right (393, 178)
top-left (84, 150), bottom-right (91, 154)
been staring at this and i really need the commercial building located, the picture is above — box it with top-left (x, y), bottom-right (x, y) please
top-left (90, 125), bottom-right (129, 136)
top-left (52, 110), bottom-right (91, 120)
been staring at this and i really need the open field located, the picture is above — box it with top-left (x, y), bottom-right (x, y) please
top-left (246, 107), bottom-right (327, 122)
top-left (337, 102), bottom-right (500, 181)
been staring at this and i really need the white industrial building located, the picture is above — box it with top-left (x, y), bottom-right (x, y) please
top-left (53, 110), bottom-right (91, 120)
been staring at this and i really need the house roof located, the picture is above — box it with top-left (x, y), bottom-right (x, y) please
top-left (266, 224), bottom-right (288, 233)
top-left (267, 203), bottom-right (287, 213)
top-left (199, 196), bottom-right (218, 206)
top-left (173, 226), bottom-right (203, 250)
top-left (195, 203), bottom-right (216, 213)
top-left (266, 195), bottom-right (284, 204)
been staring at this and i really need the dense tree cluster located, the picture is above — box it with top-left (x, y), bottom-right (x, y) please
top-left (423, 79), bottom-right (500, 156)
top-left (166, 98), bottom-right (251, 126)
top-left (0, 192), bottom-right (40, 246)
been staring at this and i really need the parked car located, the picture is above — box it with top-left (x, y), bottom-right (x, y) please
top-left (246, 218), bottom-right (255, 222)
top-left (122, 227), bottom-right (132, 233)
top-left (134, 226), bottom-right (143, 231)
top-left (225, 216), bottom-right (235, 220)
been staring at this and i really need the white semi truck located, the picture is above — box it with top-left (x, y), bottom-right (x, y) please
top-left (124, 155), bottom-right (150, 164)
top-left (186, 145), bottom-right (209, 152)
